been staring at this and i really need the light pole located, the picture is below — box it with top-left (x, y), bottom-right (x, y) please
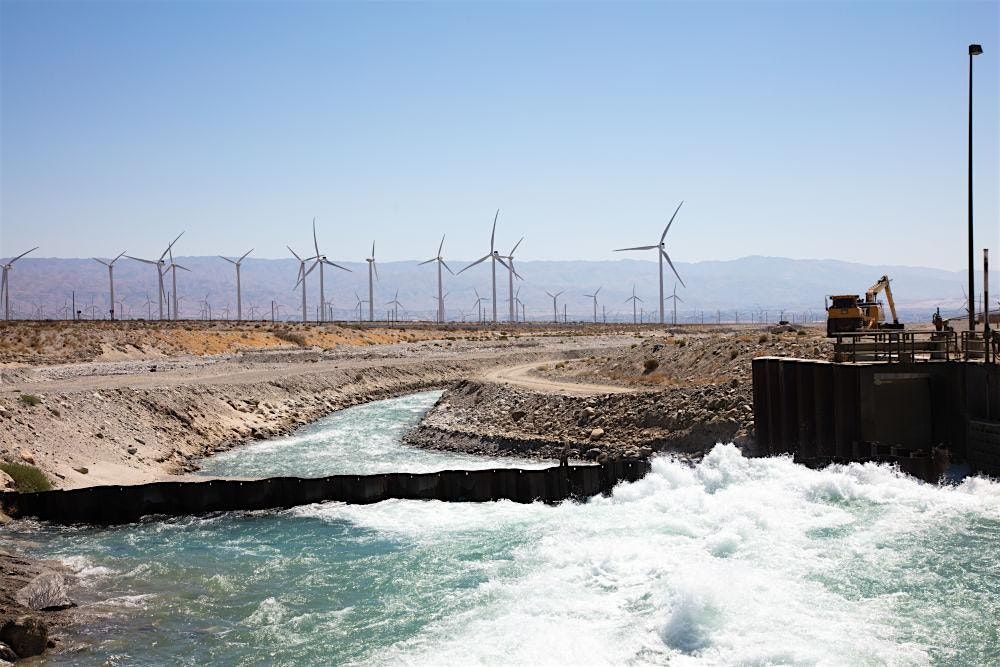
top-left (968, 43), bottom-right (983, 331)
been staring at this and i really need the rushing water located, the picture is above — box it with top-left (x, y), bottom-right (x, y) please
top-left (7, 392), bottom-right (1000, 666)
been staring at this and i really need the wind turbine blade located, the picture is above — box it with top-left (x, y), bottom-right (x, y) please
top-left (173, 264), bottom-right (192, 272)
top-left (92, 258), bottom-right (110, 266)
top-left (490, 209), bottom-right (499, 252)
top-left (662, 250), bottom-right (685, 288)
top-left (495, 256), bottom-right (512, 272)
top-left (512, 266), bottom-right (524, 280)
top-left (458, 254), bottom-right (491, 274)
top-left (438, 234), bottom-right (445, 257)
top-left (126, 255), bottom-right (157, 265)
top-left (661, 200), bottom-right (684, 242)
top-left (287, 246), bottom-right (302, 261)
top-left (219, 256), bottom-right (236, 264)
top-left (676, 296), bottom-right (685, 303)
top-left (418, 258), bottom-right (437, 266)
top-left (614, 245), bottom-right (658, 252)
top-left (324, 259), bottom-right (352, 272)
top-left (313, 218), bottom-right (319, 256)
top-left (372, 262), bottom-right (379, 281)
top-left (371, 240), bottom-right (376, 258)
top-left (555, 290), bottom-right (565, 297)
top-left (9, 247), bottom-right (39, 263)
top-left (239, 248), bottom-right (253, 263)
top-left (303, 261), bottom-right (318, 278)
top-left (545, 291), bottom-right (554, 298)
top-left (595, 286), bottom-right (602, 296)
top-left (441, 260), bottom-right (455, 275)
top-left (161, 232), bottom-right (184, 260)
top-left (112, 251), bottom-right (127, 264)
top-left (474, 288), bottom-right (481, 298)
top-left (509, 236), bottom-right (524, 255)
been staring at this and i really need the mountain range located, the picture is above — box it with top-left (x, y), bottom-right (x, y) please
top-left (1, 255), bottom-right (993, 324)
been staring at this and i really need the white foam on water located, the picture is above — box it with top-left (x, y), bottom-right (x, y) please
top-left (351, 445), bottom-right (998, 666)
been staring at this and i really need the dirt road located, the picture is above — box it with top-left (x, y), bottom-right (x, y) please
top-left (483, 362), bottom-right (638, 396)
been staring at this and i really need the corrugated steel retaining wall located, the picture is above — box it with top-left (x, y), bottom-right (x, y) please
top-left (0, 461), bottom-right (651, 525)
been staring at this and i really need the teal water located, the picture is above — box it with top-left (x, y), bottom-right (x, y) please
top-left (6, 392), bottom-right (1000, 665)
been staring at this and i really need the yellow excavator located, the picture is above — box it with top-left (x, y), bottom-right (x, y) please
top-left (826, 275), bottom-right (904, 336)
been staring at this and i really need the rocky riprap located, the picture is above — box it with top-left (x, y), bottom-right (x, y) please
top-left (404, 377), bottom-right (756, 462)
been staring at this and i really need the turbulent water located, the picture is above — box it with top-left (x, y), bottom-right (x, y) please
top-left (8, 391), bottom-right (1000, 666)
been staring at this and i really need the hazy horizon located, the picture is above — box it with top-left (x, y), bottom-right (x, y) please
top-left (2, 1), bottom-right (998, 272)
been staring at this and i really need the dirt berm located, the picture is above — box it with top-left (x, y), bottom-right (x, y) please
top-left (404, 378), bottom-right (753, 461)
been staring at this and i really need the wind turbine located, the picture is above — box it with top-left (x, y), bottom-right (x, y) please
top-left (219, 248), bottom-right (252, 321)
top-left (458, 210), bottom-right (508, 323)
top-left (472, 288), bottom-right (488, 324)
top-left (545, 290), bottom-right (565, 324)
top-left (419, 235), bottom-right (454, 323)
top-left (289, 246), bottom-right (316, 322)
top-left (1, 247), bottom-right (38, 321)
top-left (513, 286), bottom-right (524, 323)
top-left (354, 292), bottom-right (368, 323)
top-left (164, 244), bottom-right (190, 321)
top-left (614, 201), bottom-right (685, 324)
top-left (365, 242), bottom-right (378, 322)
top-left (432, 291), bottom-right (451, 322)
top-left (92, 251), bottom-right (126, 320)
top-left (499, 237), bottom-right (524, 322)
top-left (625, 284), bottom-right (643, 325)
top-left (310, 219), bottom-right (351, 322)
top-left (665, 283), bottom-right (684, 325)
top-left (386, 289), bottom-right (404, 322)
top-left (583, 286), bottom-right (602, 324)
top-left (127, 232), bottom-right (182, 320)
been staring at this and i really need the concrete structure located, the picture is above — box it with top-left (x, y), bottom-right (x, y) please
top-left (752, 357), bottom-right (1000, 480)
top-left (0, 461), bottom-right (650, 525)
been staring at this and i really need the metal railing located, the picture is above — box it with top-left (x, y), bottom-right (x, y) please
top-left (833, 331), bottom-right (958, 363)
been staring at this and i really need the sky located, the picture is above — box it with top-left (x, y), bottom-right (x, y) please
top-left (1, 0), bottom-right (997, 270)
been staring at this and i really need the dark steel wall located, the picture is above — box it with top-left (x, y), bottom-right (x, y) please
top-left (752, 357), bottom-right (999, 478)
top-left (0, 461), bottom-right (651, 525)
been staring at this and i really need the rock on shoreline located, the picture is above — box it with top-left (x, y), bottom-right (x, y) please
top-left (404, 378), bottom-right (756, 461)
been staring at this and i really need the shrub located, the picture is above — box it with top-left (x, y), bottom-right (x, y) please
top-left (1, 462), bottom-right (53, 493)
top-left (758, 334), bottom-right (769, 344)
top-left (274, 330), bottom-right (308, 347)
top-left (18, 394), bottom-right (42, 407)
top-left (676, 339), bottom-right (687, 347)
top-left (643, 358), bottom-right (660, 373)
top-left (729, 348), bottom-right (739, 360)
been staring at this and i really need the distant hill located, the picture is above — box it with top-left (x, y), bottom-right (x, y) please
top-left (0, 255), bottom-right (992, 323)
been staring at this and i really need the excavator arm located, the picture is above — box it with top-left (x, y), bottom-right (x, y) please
top-left (865, 275), bottom-right (899, 325)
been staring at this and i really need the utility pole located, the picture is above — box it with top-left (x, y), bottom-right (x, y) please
top-left (969, 44), bottom-right (983, 331)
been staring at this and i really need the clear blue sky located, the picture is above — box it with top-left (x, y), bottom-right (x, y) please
top-left (2, 0), bottom-right (997, 270)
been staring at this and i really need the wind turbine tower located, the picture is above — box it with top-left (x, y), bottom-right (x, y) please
top-left (311, 219), bottom-right (351, 322)
top-left (625, 284), bottom-right (643, 325)
top-left (459, 210), bottom-right (506, 323)
top-left (545, 290), bottom-right (565, 324)
top-left (583, 287), bottom-right (602, 324)
top-left (365, 242), bottom-right (378, 322)
top-left (614, 201), bottom-right (686, 324)
top-left (419, 235), bottom-right (454, 323)
top-left (219, 248), bottom-right (253, 321)
top-left (501, 237), bottom-right (524, 322)
top-left (665, 283), bottom-right (684, 325)
top-left (1, 247), bottom-right (38, 321)
top-left (127, 232), bottom-right (182, 321)
top-left (289, 246), bottom-right (316, 322)
top-left (92, 251), bottom-right (126, 320)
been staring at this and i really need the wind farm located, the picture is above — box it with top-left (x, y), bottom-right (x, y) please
top-left (1, 2), bottom-right (997, 665)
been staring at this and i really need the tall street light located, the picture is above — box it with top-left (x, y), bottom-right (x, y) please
top-left (968, 43), bottom-right (982, 331)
